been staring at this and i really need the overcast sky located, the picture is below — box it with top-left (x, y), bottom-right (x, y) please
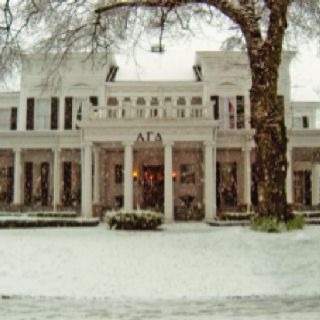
top-left (115, 33), bottom-right (320, 102)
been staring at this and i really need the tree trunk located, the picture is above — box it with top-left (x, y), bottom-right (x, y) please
top-left (248, 48), bottom-right (289, 221)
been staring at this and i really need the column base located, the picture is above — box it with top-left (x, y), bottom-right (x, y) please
top-left (164, 215), bottom-right (174, 224)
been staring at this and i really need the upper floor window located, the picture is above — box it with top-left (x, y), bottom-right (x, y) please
top-left (137, 97), bottom-right (146, 106)
top-left (150, 97), bottom-right (159, 106)
top-left (177, 97), bottom-right (186, 106)
top-left (27, 97), bottom-right (59, 130)
top-left (0, 107), bottom-right (16, 130)
top-left (35, 99), bottom-right (51, 130)
top-left (107, 97), bottom-right (119, 106)
top-left (292, 116), bottom-right (309, 129)
top-left (123, 97), bottom-right (131, 107)
top-left (191, 96), bottom-right (202, 105)
top-left (164, 97), bottom-right (172, 107)
top-left (0, 109), bottom-right (11, 130)
top-left (89, 96), bottom-right (98, 107)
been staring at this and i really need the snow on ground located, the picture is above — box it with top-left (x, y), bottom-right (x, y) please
top-left (0, 223), bottom-right (319, 300)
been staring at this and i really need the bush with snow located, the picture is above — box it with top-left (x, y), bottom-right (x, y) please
top-left (105, 210), bottom-right (164, 230)
top-left (250, 215), bottom-right (305, 233)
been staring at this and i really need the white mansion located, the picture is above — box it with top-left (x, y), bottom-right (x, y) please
top-left (0, 51), bottom-right (319, 221)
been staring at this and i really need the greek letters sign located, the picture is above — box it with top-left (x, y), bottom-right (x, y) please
top-left (136, 131), bottom-right (162, 142)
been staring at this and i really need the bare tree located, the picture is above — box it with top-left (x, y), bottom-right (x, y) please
top-left (1, 0), bottom-right (320, 221)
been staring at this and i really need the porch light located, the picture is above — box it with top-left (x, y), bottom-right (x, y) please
top-left (172, 171), bottom-right (177, 182)
top-left (132, 170), bottom-right (138, 181)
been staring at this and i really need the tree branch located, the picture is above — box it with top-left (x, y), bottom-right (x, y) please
top-left (95, 0), bottom-right (247, 26)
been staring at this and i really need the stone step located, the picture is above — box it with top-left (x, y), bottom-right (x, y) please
top-left (305, 217), bottom-right (320, 225)
top-left (207, 220), bottom-right (250, 227)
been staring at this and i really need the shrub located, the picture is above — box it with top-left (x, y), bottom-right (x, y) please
top-left (286, 215), bottom-right (305, 231)
top-left (106, 210), bottom-right (164, 230)
top-left (250, 215), bottom-right (305, 233)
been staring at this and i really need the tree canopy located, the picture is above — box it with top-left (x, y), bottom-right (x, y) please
top-left (1, 1), bottom-right (319, 72)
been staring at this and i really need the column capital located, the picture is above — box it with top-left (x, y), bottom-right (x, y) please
top-left (163, 140), bottom-right (174, 147)
top-left (241, 144), bottom-right (251, 152)
top-left (13, 147), bottom-right (22, 153)
top-left (93, 145), bottom-right (100, 153)
top-left (122, 140), bottom-right (134, 147)
top-left (83, 142), bottom-right (93, 149)
top-left (53, 147), bottom-right (61, 153)
top-left (203, 140), bottom-right (215, 148)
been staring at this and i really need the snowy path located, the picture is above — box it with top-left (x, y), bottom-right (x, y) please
top-left (0, 223), bottom-right (319, 318)
top-left (1, 295), bottom-right (320, 320)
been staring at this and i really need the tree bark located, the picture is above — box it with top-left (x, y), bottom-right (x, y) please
top-left (244, 2), bottom-right (290, 221)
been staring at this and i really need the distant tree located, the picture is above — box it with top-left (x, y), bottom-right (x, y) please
top-left (1, 0), bottom-right (320, 221)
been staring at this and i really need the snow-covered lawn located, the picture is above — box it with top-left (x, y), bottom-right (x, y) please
top-left (0, 223), bottom-right (319, 300)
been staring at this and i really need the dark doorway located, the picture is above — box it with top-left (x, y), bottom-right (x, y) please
top-left (41, 162), bottom-right (49, 206)
top-left (63, 162), bottom-right (72, 206)
top-left (142, 165), bottom-right (164, 211)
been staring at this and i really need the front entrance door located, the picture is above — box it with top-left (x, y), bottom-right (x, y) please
top-left (142, 165), bottom-right (164, 211)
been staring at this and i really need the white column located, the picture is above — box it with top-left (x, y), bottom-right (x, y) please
top-left (123, 141), bottom-right (133, 212)
top-left (204, 141), bottom-right (216, 221)
top-left (93, 147), bottom-right (100, 204)
top-left (81, 143), bottom-right (93, 217)
top-left (286, 145), bottom-right (293, 203)
top-left (53, 148), bottom-right (61, 211)
top-left (243, 144), bottom-right (252, 212)
top-left (164, 141), bottom-right (174, 222)
top-left (312, 164), bottom-right (320, 206)
top-left (13, 148), bottom-right (22, 205)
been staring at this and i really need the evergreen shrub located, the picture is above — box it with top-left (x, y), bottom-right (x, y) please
top-left (250, 215), bottom-right (305, 232)
top-left (106, 210), bottom-right (164, 230)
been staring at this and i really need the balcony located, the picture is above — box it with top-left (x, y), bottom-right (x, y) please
top-left (82, 104), bottom-right (212, 121)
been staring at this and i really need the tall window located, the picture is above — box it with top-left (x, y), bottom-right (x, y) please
top-left (64, 97), bottom-right (73, 130)
top-left (10, 107), bottom-right (17, 130)
top-left (26, 98), bottom-right (34, 130)
top-left (35, 99), bottom-right (51, 130)
top-left (75, 97), bottom-right (87, 122)
top-left (210, 96), bottom-right (219, 120)
top-left (0, 109), bottom-right (11, 130)
top-left (292, 116), bottom-right (309, 129)
top-left (51, 97), bottom-right (59, 130)
top-left (236, 96), bottom-right (245, 129)
top-left (219, 96), bottom-right (237, 129)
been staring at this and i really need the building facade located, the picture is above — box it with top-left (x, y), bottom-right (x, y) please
top-left (0, 51), bottom-right (319, 221)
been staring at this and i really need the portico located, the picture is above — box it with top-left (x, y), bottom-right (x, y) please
top-left (79, 119), bottom-right (219, 221)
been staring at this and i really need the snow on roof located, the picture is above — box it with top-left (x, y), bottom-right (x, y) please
top-left (115, 46), bottom-right (196, 81)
